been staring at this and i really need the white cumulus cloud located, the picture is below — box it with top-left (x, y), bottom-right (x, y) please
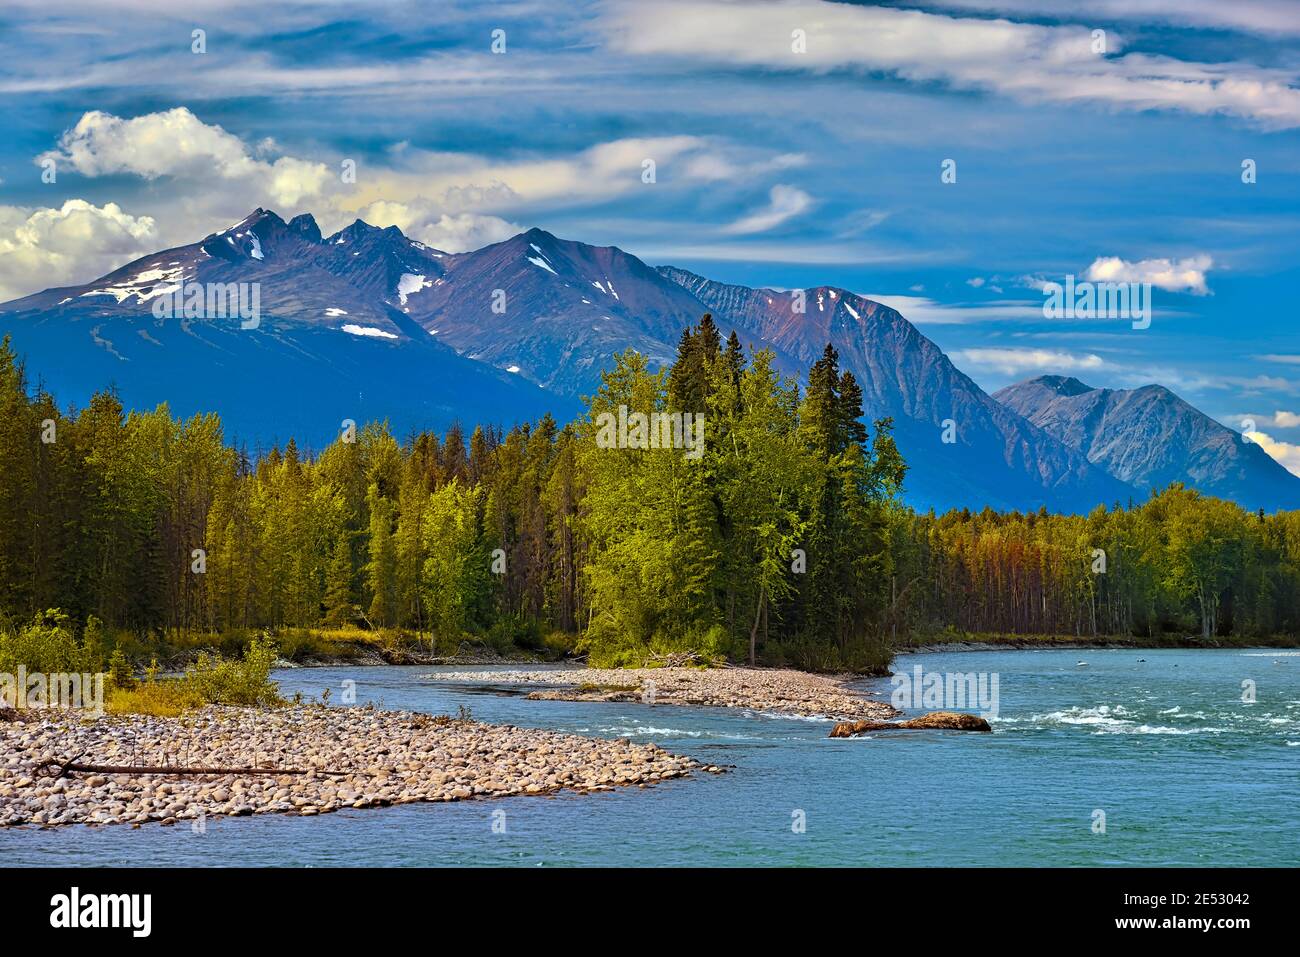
top-left (352, 203), bottom-right (522, 253)
top-left (0, 199), bottom-right (157, 301)
top-left (416, 213), bottom-right (522, 253)
top-left (1237, 410), bottom-right (1300, 430)
top-left (1085, 255), bottom-right (1213, 294)
top-left (38, 107), bottom-right (331, 207)
top-left (1246, 430), bottom-right (1300, 476)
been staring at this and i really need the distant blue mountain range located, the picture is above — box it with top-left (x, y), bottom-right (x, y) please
top-left (3, 207), bottom-right (1296, 512)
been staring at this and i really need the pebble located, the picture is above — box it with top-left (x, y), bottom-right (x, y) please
top-left (0, 705), bottom-right (716, 829)
top-left (425, 666), bottom-right (898, 720)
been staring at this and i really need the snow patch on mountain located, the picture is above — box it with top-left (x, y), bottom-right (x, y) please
top-left (80, 265), bottom-right (187, 304)
top-left (397, 273), bottom-right (432, 305)
top-left (341, 324), bottom-right (398, 340)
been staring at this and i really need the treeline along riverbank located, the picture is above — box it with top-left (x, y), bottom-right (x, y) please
top-left (2, 319), bottom-right (1299, 678)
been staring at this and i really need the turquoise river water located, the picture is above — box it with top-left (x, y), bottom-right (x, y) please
top-left (3, 649), bottom-right (1297, 866)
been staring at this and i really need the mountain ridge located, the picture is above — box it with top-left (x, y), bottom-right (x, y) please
top-left (0, 208), bottom-right (571, 449)
top-left (653, 266), bottom-right (1133, 513)
top-left (1, 207), bottom-right (1290, 512)
top-left (994, 375), bottom-right (1300, 511)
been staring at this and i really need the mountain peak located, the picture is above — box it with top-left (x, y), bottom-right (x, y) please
top-left (1132, 382), bottom-right (1178, 401)
top-left (210, 208), bottom-right (284, 238)
top-left (326, 218), bottom-right (410, 245)
top-left (8, 210), bottom-right (1287, 512)
top-left (997, 375), bottom-right (1300, 509)
top-left (1028, 375), bottom-right (1097, 397)
top-left (288, 213), bottom-right (321, 244)
top-left (246, 207), bottom-right (286, 227)
top-left (515, 226), bottom-right (566, 250)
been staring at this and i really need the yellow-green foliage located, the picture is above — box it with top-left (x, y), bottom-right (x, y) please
top-left (0, 610), bottom-right (101, 674)
top-left (6, 330), bottom-right (1300, 677)
top-left (105, 680), bottom-right (204, 718)
top-left (107, 634), bottom-right (283, 716)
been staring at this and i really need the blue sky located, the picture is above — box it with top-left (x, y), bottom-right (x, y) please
top-left (2, 0), bottom-right (1299, 469)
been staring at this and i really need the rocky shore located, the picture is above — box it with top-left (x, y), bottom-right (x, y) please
top-left (423, 666), bottom-right (898, 721)
top-left (0, 705), bottom-right (719, 828)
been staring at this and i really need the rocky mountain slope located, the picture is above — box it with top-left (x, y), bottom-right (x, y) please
top-left (994, 375), bottom-right (1300, 510)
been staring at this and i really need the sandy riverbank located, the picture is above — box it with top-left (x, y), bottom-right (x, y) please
top-left (423, 666), bottom-right (899, 721)
top-left (0, 705), bottom-right (718, 828)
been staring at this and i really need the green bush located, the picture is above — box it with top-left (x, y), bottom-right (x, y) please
top-left (181, 633), bottom-right (282, 706)
top-left (767, 633), bottom-right (894, 675)
top-left (0, 609), bottom-right (102, 674)
top-left (107, 633), bottom-right (283, 715)
top-left (584, 622), bottom-right (732, 669)
top-left (107, 648), bottom-right (134, 689)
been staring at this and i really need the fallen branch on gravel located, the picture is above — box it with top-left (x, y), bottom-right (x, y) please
top-left (35, 755), bottom-right (358, 780)
top-left (641, 651), bottom-right (712, 668)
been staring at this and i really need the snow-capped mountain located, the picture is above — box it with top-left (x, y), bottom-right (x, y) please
top-left (396, 227), bottom-right (710, 394)
top-left (0, 209), bottom-right (573, 449)
top-left (1, 207), bottom-right (1287, 512)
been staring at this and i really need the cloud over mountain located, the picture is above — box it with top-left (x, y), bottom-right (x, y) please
top-left (0, 199), bottom-right (158, 301)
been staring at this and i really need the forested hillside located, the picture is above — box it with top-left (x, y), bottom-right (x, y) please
top-left (2, 322), bottom-right (1298, 672)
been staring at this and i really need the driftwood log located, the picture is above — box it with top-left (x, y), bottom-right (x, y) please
top-left (829, 711), bottom-right (992, 737)
top-left (641, 651), bottom-right (711, 668)
top-left (36, 754), bottom-right (357, 780)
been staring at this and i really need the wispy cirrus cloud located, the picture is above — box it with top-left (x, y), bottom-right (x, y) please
top-left (640, 242), bottom-right (936, 266)
top-left (722, 184), bottom-right (813, 235)
top-left (950, 346), bottom-right (1107, 376)
top-left (346, 136), bottom-right (804, 218)
top-left (920, 1), bottom-right (1300, 38)
top-left (868, 295), bottom-right (1045, 325)
top-left (1230, 410), bottom-right (1300, 431)
top-left (602, 0), bottom-right (1300, 129)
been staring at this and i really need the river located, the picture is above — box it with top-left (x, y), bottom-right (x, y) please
top-left (3, 649), bottom-right (1297, 866)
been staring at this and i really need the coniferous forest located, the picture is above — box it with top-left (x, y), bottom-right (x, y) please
top-left (2, 318), bottom-right (1299, 673)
